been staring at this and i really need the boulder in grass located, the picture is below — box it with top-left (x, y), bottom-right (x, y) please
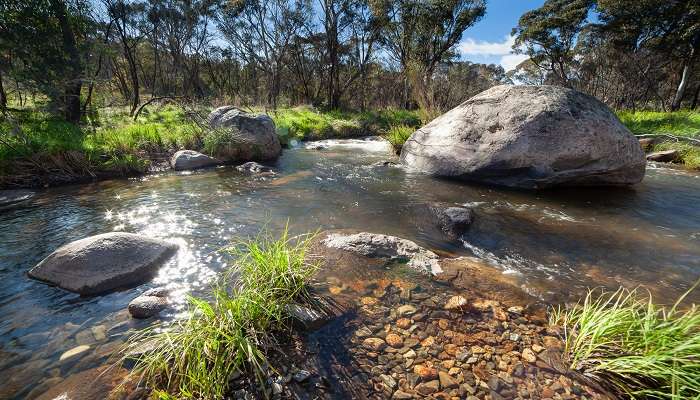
top-left (400, 85), bottom-right (646, 189)
top-left (170, 150), bottom-right (221, 171)
top-left (28, 233), bottom-right (177, 296)
top-left (207, 106), bottom-right (282, 162)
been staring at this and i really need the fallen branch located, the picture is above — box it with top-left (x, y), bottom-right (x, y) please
top-left (635, 133), bottom-right (700, 146)
top-left (133, 96), bottom-right (186, 121)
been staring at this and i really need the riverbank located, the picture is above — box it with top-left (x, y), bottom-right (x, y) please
top-left (116, 229), bottom-right (697, 399)
top-left (0, 105), bottom-right (421, 189)
top-left (618, 110), bottom-right (700, 169)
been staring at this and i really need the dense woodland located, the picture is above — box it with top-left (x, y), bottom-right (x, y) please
top-left (0, 0), bottom-right (698, 124)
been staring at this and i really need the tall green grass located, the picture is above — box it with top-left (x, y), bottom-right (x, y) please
top-left (617, 111), bottom-right (700, 137)
top-left (271, 106), bottom-right (421, 144)
top-left (551, 285), bottom-right (700, 399)
top-left (1, 105), bottom-right (202, 162)
top-left (385, 125), bottom-right (415, 152)
top-left (122, 227), bottom-right (319, 399)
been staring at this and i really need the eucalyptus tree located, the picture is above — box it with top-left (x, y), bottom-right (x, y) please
top-left (217, 0), bottom-right (310, 108)
top-left (595, 0), bottom-right (700, 110)
top-left (0, 0), bottom-right (92, 122)
top-left (370, 0), bottom-right (486, 108)
top-left (511, 0), bottom-right (594, 87)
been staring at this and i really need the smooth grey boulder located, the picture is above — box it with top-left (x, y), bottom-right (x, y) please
top-left (28, 232), bottom-right (177, 295)
top-left (400, 85), bottom-right (646, 189)
top-left (207, 106), bottom-right (282, 162)
top-left (170, 150), bottom-right (221, 171)
top-left (0, 189), bottom-right (35, 207)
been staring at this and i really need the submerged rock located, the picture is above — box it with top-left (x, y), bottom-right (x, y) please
top-left (35, 366), bottom-right (136, 400)
top-left (207, 106), bottom-right (282, 162)
top-left (430, 204), bottom-right (473, 239)
top-left (321, 232), bottom-right (442, 274)
top-left (28, 232), bottom-right (177, 295)
top-left (170, 150), bottom-right (221, 171)
top-left (235, 161), bottom-right (275, 174)
top-left (128, 295), bottom-right (168, 319)
top-left (400, 85), bottom-right (646, 189)
top-left (0, 189), bottom-right (35, 208)
top-left (285, 303), bottom-right (328, 330)
top-left (646, 149), bottom-right (679, 163)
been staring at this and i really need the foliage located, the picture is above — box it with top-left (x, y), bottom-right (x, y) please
top-left (512, 0), bottom-right (594, 86)
top-left (551, 285), bottom-right (700, 399)
top-left (385, 124), bottom-right (415, 151)
top-left (0, 105), bottom-right (203, 168)
top-left (122, 227), bottom-right (319, 399)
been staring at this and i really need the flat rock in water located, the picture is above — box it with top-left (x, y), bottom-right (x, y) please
top-left (321, 232), bottom-right (442, 275)
top-left (400, 85), bottom-right (646, 189)
top-left (28, 232), bottom-right (178, 295)
top-left (170, 149), bottom-right (221, 171)
top-left (128, 295), bottom-right (168, 318)
top-left (0, 189), bottom-right (35, 207)
top-left (646, 149), bottom-right (679, 163)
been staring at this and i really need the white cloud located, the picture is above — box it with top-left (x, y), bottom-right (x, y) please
top-left (458, 35), bottom-right (516, 56)
top-left (499, 53), bottom-right (529, 72)
top-left (458, 35), bottom-right (528, 72)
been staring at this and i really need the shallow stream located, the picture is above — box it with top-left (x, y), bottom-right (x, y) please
top-left (1, 137), bottom-right (699, 398)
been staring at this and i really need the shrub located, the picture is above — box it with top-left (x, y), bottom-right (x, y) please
top-left (122, 227), bottom-right (320, 399)
top-left (551, 285), bottom-right (700, 399)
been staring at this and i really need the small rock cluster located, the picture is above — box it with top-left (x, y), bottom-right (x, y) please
top-left (259, 276), bottom-right (612, 400)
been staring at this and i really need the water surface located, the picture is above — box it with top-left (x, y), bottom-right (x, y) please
top-left (1, 138), bottom-right (699, 398)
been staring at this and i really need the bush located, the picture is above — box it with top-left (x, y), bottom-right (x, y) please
top-left (551, 285), bottom-right (700, 399)
top-left (122, 227), bottom-right (320, 399)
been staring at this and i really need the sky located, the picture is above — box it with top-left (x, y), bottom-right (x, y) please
top-left (458, 0), bottom-right (544, 71)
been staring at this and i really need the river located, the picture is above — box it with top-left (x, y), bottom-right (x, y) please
top-left (1, 137), bottom-right (699, 398)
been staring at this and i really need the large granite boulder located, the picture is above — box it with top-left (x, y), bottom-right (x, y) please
top-left (400, 85), bottom-right (646, 189)
top-left (28, 233), bottom-right (177, 295)
top-left (170, 150), bottom-right (221, 171)
top-left (207, 106), bottom-right (282, 162)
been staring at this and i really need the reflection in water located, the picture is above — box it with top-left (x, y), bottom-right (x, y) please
top-left (1, 139), bottom-right (700, 398)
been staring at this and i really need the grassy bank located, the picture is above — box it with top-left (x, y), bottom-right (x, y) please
top-left (0, 105), bottom-right (421, 187)
top-left (123, 228), bottom-right (319, 398)
top-left (271, 106), bottom-right (421, 149)
top-left (551, 285), bottom-right (700, 399)
top-left (617, 110), bottom-right (700, 169)
top-left (0, 105), bottom-right (205, 187)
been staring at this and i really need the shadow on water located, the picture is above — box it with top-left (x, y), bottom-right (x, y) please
top-left (1, 141), bottom-right (699, 397)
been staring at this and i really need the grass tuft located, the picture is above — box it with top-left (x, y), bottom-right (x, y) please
top-left (121, 227), bottom-right (319, 399)
top-left (551, 284), bottom-right (700, 399)
top-left (385, 125), bottom-right (415, 152)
